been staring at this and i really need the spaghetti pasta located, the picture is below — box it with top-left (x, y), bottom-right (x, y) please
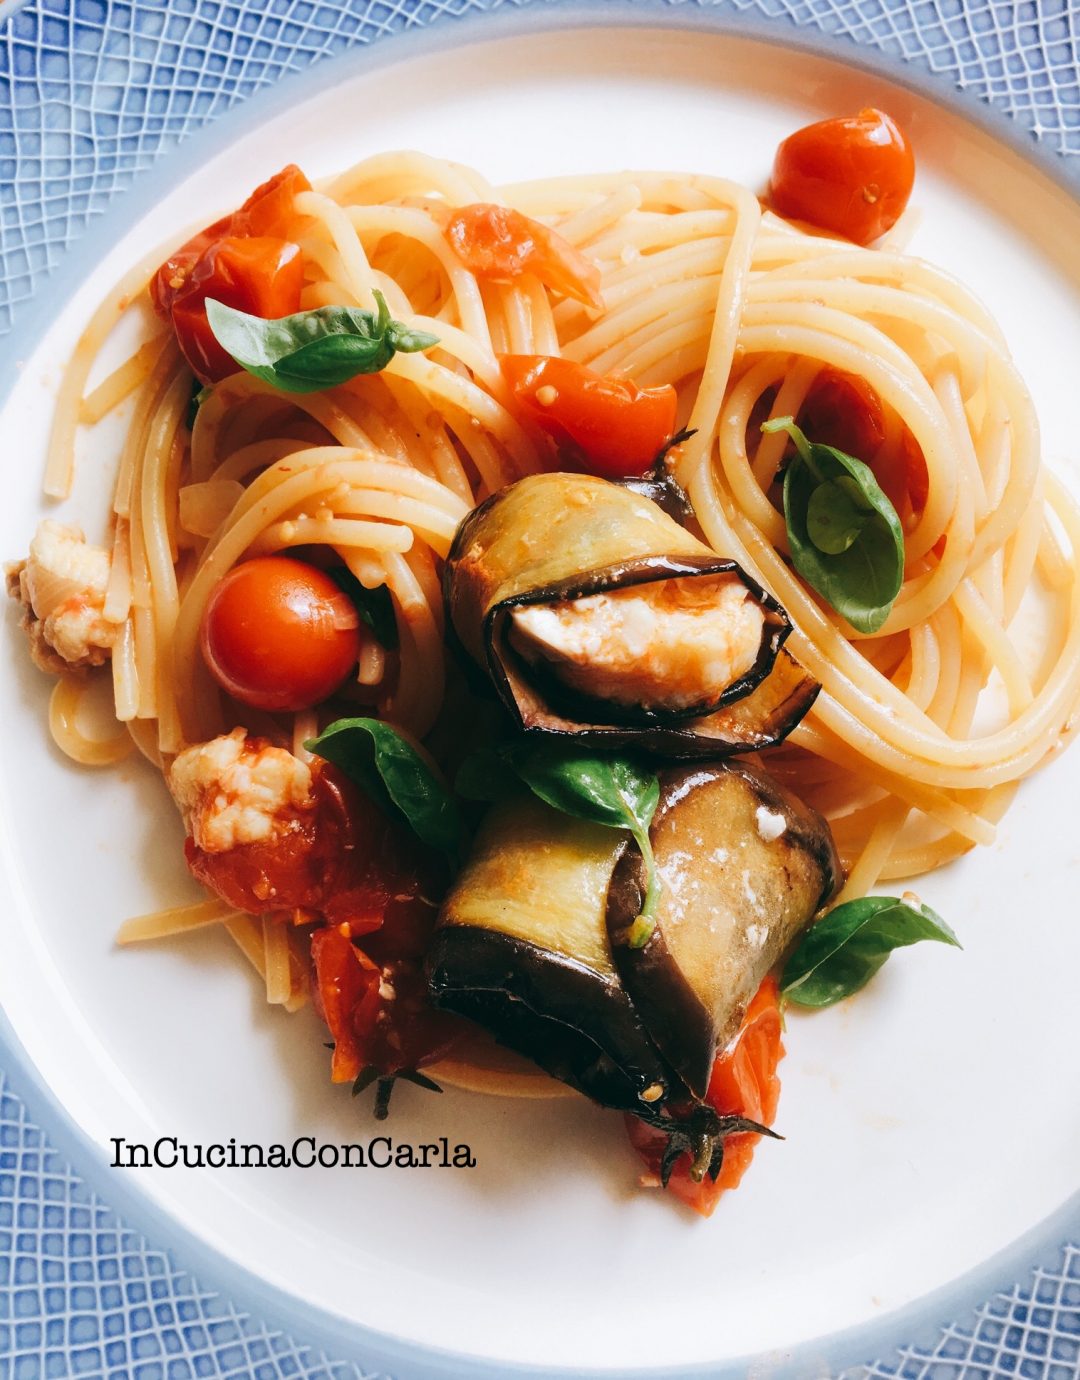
top-left (12, 144), bottom-right (1080, 1118)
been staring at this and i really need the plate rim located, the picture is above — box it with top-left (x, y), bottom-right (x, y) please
top-left (2, 3), bottom-right (1079, 1375)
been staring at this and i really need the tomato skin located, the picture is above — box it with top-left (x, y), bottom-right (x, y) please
top-left (237, 164), bottom-right (312, 237)
top-left (311, 926), bottom-right (383, 1083)
top-left (151, 164), bottom-right (312, 383)
top-left (770, 108), bottom-right (915, 246)
top-left (183, 762), bottom-right (358, 915)
top-left (445, 204), bottom-right (603, 309)
top-left (624, 976), bottom-right (784, 1216)
top-left (200, 556), bottom-right (362, 712)
top-left (501, 354), bottom-right (679, 478)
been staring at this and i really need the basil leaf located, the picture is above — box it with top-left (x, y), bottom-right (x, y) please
top-left (781, 894), bottom-right (960, 1008)
top-left (454, 745), bottom-right (520, 803)
top-left (307, 717), bottom-right (464, 863)
top-left (326, 568), bottom-right (399, 651)
top-left (763, 416), bottom-right (904, 634)
top-left (513, 745), bottom-right (662, 948)
top-left (186, 382), bottom-right (211, 432)
top-left (205, 291), bottom-right (439, 395)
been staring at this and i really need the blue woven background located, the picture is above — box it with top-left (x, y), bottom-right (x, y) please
top-left (2, 1), bottom-right (1080, 1376)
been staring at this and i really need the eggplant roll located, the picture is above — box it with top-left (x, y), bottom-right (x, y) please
top-left (607, 761), bottom-right (841, 1099)
top-left (444, 472), bottom-right (818, 756)
top-left (427, 763), bottom-right (840, 1112)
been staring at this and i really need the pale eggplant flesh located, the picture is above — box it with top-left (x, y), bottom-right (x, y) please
top-left (606, 760), bottom-right (841, 1099)
top-left (444, 472), bottom-right (818, 757)
top-left (426, 795), bottom-right (678, 1111)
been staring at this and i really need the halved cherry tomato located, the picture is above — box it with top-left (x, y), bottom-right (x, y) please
top-left (799, 368), bottom-right (885, 464)
top-left (501, 354), bottom-right (678, 478)
top-left (151, 164), bottom-right (312, 383)
top-left (168, 236), bottom-right (305, 383)
top-left (770, 108), bottom-right (915, 246)
top-left (200, 556), bottom-right (362, 712)
top-left (445, 204), bottom-right (603, 309)
top-left (311, 925), bottom-right (383, 1083)
top-left (184, 761), bottom-right (360, 916)
top-left (624, 976), bottom-right (784, 1217)
top-left (236, 164), bottom-right (312, 238)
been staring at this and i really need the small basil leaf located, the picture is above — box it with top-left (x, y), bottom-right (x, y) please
top-left (781, 894), bottom-right (960, 1008)
top-left (186, 381), bottom-right (212, 431)
top-left (307, 717), bottom-right (464, 863)
top-left (763, 416), bottom-right (904, 635)
top-left (806, 474), bottom-right (873, 555)
top-left (205, 292), bottom-right (439, 396)
top-left (512, 745), bottom-right (661, 947)
top-left (326, 568), bottom-right (399, 650)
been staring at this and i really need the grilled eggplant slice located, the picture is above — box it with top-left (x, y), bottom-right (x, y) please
top-left (607, 761), bottom-right (841, 1098)
top-left (444, 472), bottom-right (818, 756)
top-left (428, 760), bottom-right (840, 1115)
top-left (426, 795), bottom-right (676, 1111)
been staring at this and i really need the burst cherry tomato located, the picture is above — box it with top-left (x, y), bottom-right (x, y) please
top-left (445, 204), bottom-right (603, 309)
top-left (151, 164), bottom-right (312, 383)
top-left (770, 108), bottom-right (915, 246)
top-left (624, 976), bottom-right (784, 1217)
top-left (501, 354), bottom-right (679, 478)
top-left (200, 556), bottom-right (362, 712)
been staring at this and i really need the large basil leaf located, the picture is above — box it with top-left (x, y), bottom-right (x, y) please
top-left (206, 291), bottom-right (439, 395)
top-left (513, 745), bottom-right (662, 948)
top-left (762, 416), bottom-right (904, 634)
top-left (307, 717), bottom-right (464, 864)
top-left (781, 894), bottom-right (960, 1008)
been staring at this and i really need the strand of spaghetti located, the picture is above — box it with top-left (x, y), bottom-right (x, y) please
top-left (678, 181), bottom-right (762, 487)
top-left (263, 919), bottom-right (292, 1005)
top-left (250, 516), bottom-right (415, 556)
top-left (48, 676), bottom-right (134, 768)
top-left (554, 184), bottom-right (643, 247)
top-left (223, 914), bottom-right (267, 979)
top-left (141, 371), bottom-right (188, 752)
top-left (343, 204), bottom-right (493, 350)
top-left (834, 799), bottom-right (912, 904)
top-left (112, 617), bottom-right (139, 722)
top-left (323, 149), bottom-right (490, 208)
top-left (787, 719), bottom-right (997, 844)
top-left (381, 550), bottom-right (443, 736)
top-left (112, 336), bottom-right (179, 519)
top-left (45, 255), bottom-right (162, 497)
top-left (320, 490), bottom-right (463, 553)
top-left (80, 334), bottom-right (169, 425)
top-left (377, 375), bottom-right (473, 503)
top-left (117, 897), bottom-right (241, 944)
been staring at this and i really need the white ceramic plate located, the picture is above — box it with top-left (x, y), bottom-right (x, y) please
top-left (2, 21), bottom-right (1079, 1377)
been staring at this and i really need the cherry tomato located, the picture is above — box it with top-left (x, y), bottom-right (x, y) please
top-left (166, 237), bottom-right (305, 383)
top-left (184, 760), bottom-right (359, 915)
top-left (624, 976), bottom-right (784, 1217)
top-left (151, 165), bottom-right (312, 383)
top-left (770, 108), bottom-right (915, 246)
top-left (501, 354), bottom-right (679, 478)
top-left (445, 204), bottom-right (603, 309)
top-left (311, 925), bottom-right (383, 1083)
top-left (200, 556), bottom-right (362, 712)
top-left (235, 164), bottom-right (312, 238)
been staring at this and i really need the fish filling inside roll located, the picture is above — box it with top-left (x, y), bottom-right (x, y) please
top-left (506, 575), bottom-right (767, 713)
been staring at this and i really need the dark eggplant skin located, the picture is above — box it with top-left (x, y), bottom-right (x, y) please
top-left (444, 472), bottom-right (818, 756)
top-left (427, 796), bottom-right (678, 1111)
top-left (606, 761), bottom-right (842, 1099)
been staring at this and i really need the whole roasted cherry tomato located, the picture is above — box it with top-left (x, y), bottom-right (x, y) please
top-left (624, 976), bottom-right (784, 1217)
top-left (445, 204), bottom-right (603, 309)
top-left (501, 354), bottom-right (679, 478)
top-left (200, 556), bottom-right (362, 712)
top-left (770, 108), bottom-right (915, 246)
top-left (151, 165), bottom-right (312, 383)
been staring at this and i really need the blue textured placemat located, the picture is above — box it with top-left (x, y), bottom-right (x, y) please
top-left (2, 2), bottom-right (1079, 1377)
